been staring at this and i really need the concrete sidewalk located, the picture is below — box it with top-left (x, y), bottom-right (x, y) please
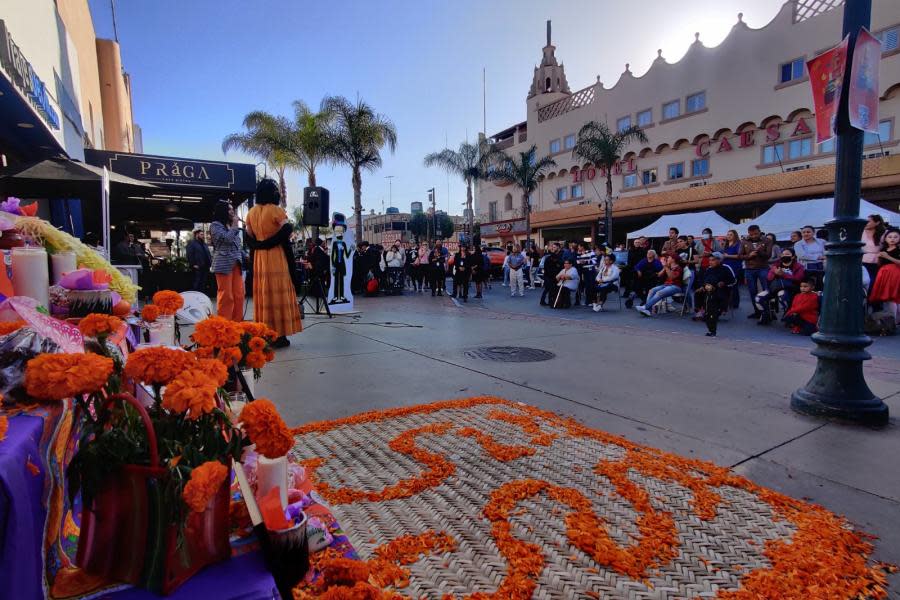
top-left (257, 290), bottom-right (899, 595)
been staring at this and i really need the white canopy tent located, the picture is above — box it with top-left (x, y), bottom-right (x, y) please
top-left (626, 210), bottom-right (738, 240)
top-left (739, 198), bottom-right (900, 240)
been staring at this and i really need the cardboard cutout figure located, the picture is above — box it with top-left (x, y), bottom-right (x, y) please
top-left (327, 212), bottom-right (355, 313)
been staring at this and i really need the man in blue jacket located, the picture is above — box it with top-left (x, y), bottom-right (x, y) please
top-left (186, 229), bottom-right (212, 293)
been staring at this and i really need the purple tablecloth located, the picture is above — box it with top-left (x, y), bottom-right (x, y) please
top-left (102, 552), bottom-right (276, 600)
top-left (0, 414), bottom-right (48, 600)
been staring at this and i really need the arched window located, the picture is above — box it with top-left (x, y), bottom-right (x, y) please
top-left (504, 193), bottom-right (513, 211)
top-left (545, 77), bottom-right (552, 92)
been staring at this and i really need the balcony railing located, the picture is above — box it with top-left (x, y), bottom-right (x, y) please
top-left (537, 84), bottom-right (596, 123)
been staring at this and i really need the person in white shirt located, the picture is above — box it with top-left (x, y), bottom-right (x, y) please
top-left (592, 254), bottom-right (621, 312)
top-left (501, 250), bottom-right (511, 286)
top-left (553, 259), bottom-right (579, 308)
top-left (507, 244), bottom-right (526, 297)
top-left (793, 226), bottom-right (826, 271)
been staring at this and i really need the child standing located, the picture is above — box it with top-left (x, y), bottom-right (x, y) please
top-left (783, 278), bottom-right (820, 335)
top-left (702, 283), bottom-right (723, 337)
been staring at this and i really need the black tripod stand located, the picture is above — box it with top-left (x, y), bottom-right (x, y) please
top-left (299, 272), bottom-right (333, 318)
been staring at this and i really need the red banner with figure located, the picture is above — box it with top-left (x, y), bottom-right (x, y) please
top-left (807, 36), bottom-right (849, 143)
top-left (849, 27), bottom-right (881, 133)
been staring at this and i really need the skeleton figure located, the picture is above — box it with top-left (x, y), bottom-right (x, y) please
top-left (330, 212), bottom-right (354, 304)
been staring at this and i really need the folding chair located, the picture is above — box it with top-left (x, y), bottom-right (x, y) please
top-left (676, 269), bottom-right (696, 317)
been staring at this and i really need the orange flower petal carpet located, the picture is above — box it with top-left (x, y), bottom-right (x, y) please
top-left (289, 397), bottom-right (893, 599)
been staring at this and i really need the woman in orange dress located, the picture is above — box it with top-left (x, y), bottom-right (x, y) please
top-left (245, 179), bottom-right (301, 348)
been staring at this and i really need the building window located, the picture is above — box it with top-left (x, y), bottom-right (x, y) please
top-left (788, 137), bottom-right (813, 160)
top-left (616, 116), bottom-right (632, 132)
top-left (564, 134), bottom-right (576, 150)
top-left (668, 162), bottom-right (684, 180)
top-left (488, 201), bottom-right (498, 222)
top-left (556, 187), bottom-right (568, 202)
top-left (637, 109), bottom-right (652, 127)
top-left (641, 168), bottom-right (657, 185)
top-left (876, 27), bottom-right (899, 52)
top-left (571, 183), bottom-right (583, 198)
top-left (623, 173), bottom-right (638, 188)
top-left (864, 120), bottom-right (893, 146)
top-left (549, 139), bottom-right (561, 153)
top-left (779, 58), bottom-right (805, 83)
top-left (503, 193), bottom-right (513, 211)
top-left (819, 138), bottom-right (835, 153)
top-left (662, 100), bottom-right (680, 120)
top-left (686, 91), bottom-right (706, 113)
top-left (763, 143), bottom-right (785, 164)
top-left (691, 158), bottom-right (709, 177)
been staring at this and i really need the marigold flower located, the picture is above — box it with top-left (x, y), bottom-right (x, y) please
top-left (244, 351), bottom-right (266, 370)
top-left (192, 316), bottom-right (242, 348)
top-left (0, 415), bottom-right (7, 442)
top-left (124, 346), bottom-right (197, 386)
top-left (240, 398), bottom-right (293, 458)
top-left (77, 313), bottom-right (124, 338)
top-left (25, 353), bottom-right (114, 400)
top-left (197, 358), bottom-right (229, 387)
top-left (182, 460), bottom-right (228, 512)
top-left (248, 336), bottom-right (266, 352)
top-left (239, 321), bottom-right (277, 341)
top-left (264, 349), bottom-right (275, 363)
top-left (162, 369), bottom-right (218, 419)
top-left (141, 304), bottom-right (160, 323)
top-left (0, 320), bottom-right (27, 336)
top-left (152, 290), bottom-right (184, 315)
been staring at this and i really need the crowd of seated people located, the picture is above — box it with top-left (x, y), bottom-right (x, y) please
top-left (538, 213), bottom-right (896, 339)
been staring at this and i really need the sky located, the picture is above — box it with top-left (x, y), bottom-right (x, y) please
top-left (87, 0), bottom-right (786, 218)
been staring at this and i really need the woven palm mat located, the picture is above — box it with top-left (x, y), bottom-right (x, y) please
top-left (289, 397), bottom-right (891, 599)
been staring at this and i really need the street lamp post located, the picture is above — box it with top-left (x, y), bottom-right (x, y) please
top-left (791, 0), bottom-right (888, 425)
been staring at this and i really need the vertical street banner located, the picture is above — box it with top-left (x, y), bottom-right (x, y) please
top-left (807, 36), bottom-right (849, 143)
top-left (848, 27), bottom-right (881, 133)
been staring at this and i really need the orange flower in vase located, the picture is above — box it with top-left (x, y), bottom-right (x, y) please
top-left (240, 398), bottom-right (294, 458)
top-left (192, 316), bottom-right (242, 349)
top-left (197, 358), bottom-right (229, 387)
top-left (152, 290), bottom-right (184, 316)
top-left (182, 460), bottom-right (229, 512)
top-left (141, 304), bottom-right (160, 323)
top-left (124, 346), bottom-right (197, 386)
top-left (78, 314), bottom-right (123, 339)
top-left (244, 351), bottom-right (266, 370)
top-left (162, 369), bottom-right (218, 419)
top-left (25, 353), bottom-right (114, 401)
top-left (248, 336), bottom-right (266, 353)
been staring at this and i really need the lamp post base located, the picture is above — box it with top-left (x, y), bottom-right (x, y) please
top-left (791, 355), bottom-right (889, 425)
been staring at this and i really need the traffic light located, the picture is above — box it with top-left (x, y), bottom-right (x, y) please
top-left (596, 218), bottom-right (607, 244)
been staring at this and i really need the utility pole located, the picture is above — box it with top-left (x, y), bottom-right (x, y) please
top-left (791, 0), bottom-right (888, 425)
top-left (428, 188), bottom-right (436, 242)
top-left (385, 175), bottom-right (394, 208)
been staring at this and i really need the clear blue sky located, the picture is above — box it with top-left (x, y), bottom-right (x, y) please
top-left (88, 0), bottom-right (784, 218)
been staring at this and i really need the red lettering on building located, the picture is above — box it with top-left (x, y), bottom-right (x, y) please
top-left (765, 123), bottom-right (781, 142)
top-left (739, 129), bottom-right (756, 147)
top-left (792, 116), bottom-right (811, 136)
top-left (571, 169), bottom-right (581, 183)
top-left (695, 140), bottom-right (710, 157)
top-left (717, 136), bottom-right (733, 153)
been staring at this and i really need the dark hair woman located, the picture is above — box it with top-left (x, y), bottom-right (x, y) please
top-left (209, 200), bottom-right (244, 321)
top-left (863, 214), bottom-right (888, 284)
top-left (244, 179), bottom-right (301, 348)
top-left (721, 229), bottom-right (743, 309)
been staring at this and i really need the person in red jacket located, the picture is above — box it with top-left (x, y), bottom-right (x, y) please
top-left (753, 249), bottom-right (806, 324)
top-left (783, 278), bottom-right (819, 335)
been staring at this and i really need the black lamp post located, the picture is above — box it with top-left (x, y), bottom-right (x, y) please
top-left (791, 0), bottom-right (889, 425)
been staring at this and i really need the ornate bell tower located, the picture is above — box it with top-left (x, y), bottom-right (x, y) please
top-left (528, 20), bottom-right (571, 98)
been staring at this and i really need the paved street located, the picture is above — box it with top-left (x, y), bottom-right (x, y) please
top-left (255, 284), bottom-right (900, 595)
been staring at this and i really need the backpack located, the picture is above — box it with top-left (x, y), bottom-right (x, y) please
top-left (865, 311), bottom-right (897, 336)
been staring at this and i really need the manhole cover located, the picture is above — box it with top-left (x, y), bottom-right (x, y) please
top-left (464, 346), bottom-right (556, 362)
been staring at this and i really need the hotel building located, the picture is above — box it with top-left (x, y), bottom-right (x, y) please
top-left (476, 0), bottom-right (900, 247)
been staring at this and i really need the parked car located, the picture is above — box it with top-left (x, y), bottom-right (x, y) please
top-left (483, 247), bottom-right (507, 277)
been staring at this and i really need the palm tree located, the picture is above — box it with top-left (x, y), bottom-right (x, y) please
top-left (423, 140), bottom-right (496, 232)
top-left (487, 145), bottom-right (556, 248)
top-left (222, 111), bottom-right (294, 206)
top-left (571, 121), bottom-right (647, 242)
top-left (324, 96), bottom-right (397, 241)
top-left (287, 99), bottom-right (334, 188)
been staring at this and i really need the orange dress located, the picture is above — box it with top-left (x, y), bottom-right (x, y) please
top-left (246, 204), bottom-right (302, 336)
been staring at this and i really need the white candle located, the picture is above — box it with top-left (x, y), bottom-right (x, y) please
top-left (50, 251), bottom-right (76, 285)
top-left (256, 455), bottom-right (288, 509)
top-left (11, 247), bottom-right (49, 308)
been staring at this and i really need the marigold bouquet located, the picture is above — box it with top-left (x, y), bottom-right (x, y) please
top-left (152, 290), bottom-right (184, 316)
top-left (190, 317), bottom-right (277, 380)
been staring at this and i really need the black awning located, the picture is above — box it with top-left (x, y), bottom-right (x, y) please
top-left (0, 157), bottom-right (158, 198)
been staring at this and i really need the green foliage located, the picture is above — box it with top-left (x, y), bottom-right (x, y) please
top-left (487, 145), bottom-right (556, 196)
top-left (571, 121), bottom-right (648, 184)
top-left (434, 214), bottom-right (456, 239)
top-left (408, 212), bottom-right (429, 239)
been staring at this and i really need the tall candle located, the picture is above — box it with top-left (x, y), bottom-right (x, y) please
top-left (50, 251), bottom-right (76, 284)
top-left (11, 247), bottom-right (49, 308)
top-left (256, 455), bottom-right (288, 509)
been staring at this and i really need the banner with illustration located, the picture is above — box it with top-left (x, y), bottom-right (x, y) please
top-left (849, 27), bottom-right (881, 133)
top-left (807, 35), bottom-right (849, 143)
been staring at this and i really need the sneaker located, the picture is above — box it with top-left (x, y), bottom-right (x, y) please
top-left (511, 293), bottom-right (516, 298)
top-left (705, 332), bottom-right (716, 337)
top-left (637, 307), bottom-right (652, 317)
top-left (634, 304), bottom-right (645, 311)
top-left (592, 303), bottom-right (602, 312)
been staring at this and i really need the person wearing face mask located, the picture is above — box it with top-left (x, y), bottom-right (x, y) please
top-left (753, 249), bottom-right (805, 325)
top-left (697, 228), bottom-right (722, 276)
top-left (384, 242), bottom-right (406, 294)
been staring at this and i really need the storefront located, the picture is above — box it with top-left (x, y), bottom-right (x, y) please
top-left (479, 218), bottom-right (526, 246)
